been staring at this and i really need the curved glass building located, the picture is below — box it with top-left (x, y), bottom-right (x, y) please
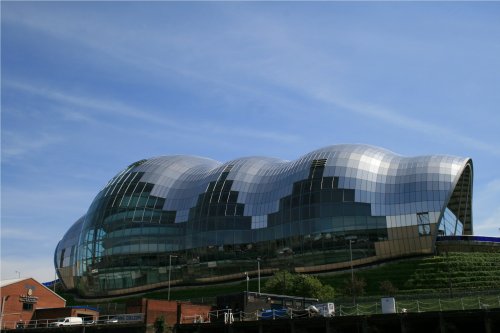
top-left (55, 144), bottom-right (473, 297)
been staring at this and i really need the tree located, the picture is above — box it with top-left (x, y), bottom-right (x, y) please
top-left (379, 280), bottom-right (398, 296)
top-left (263, 270), bottom-right (334, 301)
top-left (154, 315), bottom-right (165, 333)
top-left (341, 275), bottom-right (366, 298)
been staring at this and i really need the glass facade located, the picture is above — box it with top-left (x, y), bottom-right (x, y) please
top-left (54, 144), bottom-right (473, 297)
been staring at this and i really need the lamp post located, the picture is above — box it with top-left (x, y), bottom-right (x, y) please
top-left (349, 240), bottom-right (354, 285)
top-left (349, 240), bottom-right (355, 304)
top-left (1, 295), bottom-right (11, 330)
top-left (257, 258), bottom-right (261, 294)
top-left (245, 272), bottom-right (249, 294)
top-left (168, 255), bottom-right (178, 301)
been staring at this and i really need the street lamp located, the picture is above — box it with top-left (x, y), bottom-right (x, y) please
top-left (54, 268), bottom-right (59, 292)
top-left (349, 240), bottom-right (354, 285)
top-left (245, 272), bottom-right (249, 295)
top-left (1, 295), bottom-right (11, 330)
top-left (349, 240), bottom-right (355, 304)
top-left (168, 255), bottom-right (178, 301)
top-left (257, 258), bottom-right (261, 294)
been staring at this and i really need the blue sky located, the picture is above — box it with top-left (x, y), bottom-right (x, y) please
top-left (1, 2), bottom-right (499, 282)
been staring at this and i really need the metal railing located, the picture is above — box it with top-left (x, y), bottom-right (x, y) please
top-left (1, 313), bottom-right (144, 330)
top-left (334, 295), bottom-right (500, 316)
top-left (180, 294), bottom-right (500, 325)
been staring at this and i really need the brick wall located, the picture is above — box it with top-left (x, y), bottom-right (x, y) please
top-left (1, 278), bottom-right (66, 329)
top-left (179, 303), bottom-right (213, 324)
top-left (127, 299), bottom-right (213, 327)
top-left (33, 307), bottom-right (99, 321)
top-left (143, 299), bottom-right (178, 326)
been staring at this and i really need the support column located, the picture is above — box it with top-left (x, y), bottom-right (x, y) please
top-left (439, 312), bottom-right (446, 333)
top-left (325, 318), bottom-right (331, 333)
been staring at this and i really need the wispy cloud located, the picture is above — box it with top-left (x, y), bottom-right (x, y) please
top-left (3, 80), bottom-right (301, 146)
top-left (2, 130), bottom-right (63, 161)
top-left (312, 93), bottom-right (500, 157)
top-left (4, 3), bottom-right (496, 158)
top-left (3, 80), bottom-right (181, 128)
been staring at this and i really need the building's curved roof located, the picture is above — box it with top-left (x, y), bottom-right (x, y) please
top-left (111, 144), bottom-right (470, 222)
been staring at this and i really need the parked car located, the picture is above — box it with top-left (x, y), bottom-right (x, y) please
top-left (105, 316), bottom-right (121, 324)
top-left (105, 314), bottom-right (144, 324)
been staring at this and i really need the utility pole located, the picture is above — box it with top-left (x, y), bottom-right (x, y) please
top-left (245, 272), bottom-right (249, 294)
top-left (1, 296), bottom-right (11, 330)
top-left (168, 255), bottom-right (178, 301)
top-left (257, 258), bottom-right (261, 294)
top-left (349, 240), bottom-right (355, 304)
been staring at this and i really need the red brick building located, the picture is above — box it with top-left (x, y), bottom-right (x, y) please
top-left (33, 306), bottom-right (99, 323)
top-left (126, 298), bottom-right (213, 327)
top-left (0, 278), bottom-right (66, 329)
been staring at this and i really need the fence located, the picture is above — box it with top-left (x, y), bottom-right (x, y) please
top-left (179, 294), bottom-right (500, 324)
top-left (1, 313), bottom-right (144, 330)
top-left (336, 294), bottom-right (500, 316)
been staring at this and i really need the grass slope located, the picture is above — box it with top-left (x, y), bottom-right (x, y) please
top-left (319, 252), bottom-right (500, 296)
top-left (61, 252), bottom-right (500, 306)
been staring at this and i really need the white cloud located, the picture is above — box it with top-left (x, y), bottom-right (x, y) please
top-left (4, 4), bottom-right (496, 158)
top-left (4, 79), bottom-right (300, 146)
top-left (312, 94), bottom-right (500, 157)
top-left (2, 130), bottom-right (63, 161)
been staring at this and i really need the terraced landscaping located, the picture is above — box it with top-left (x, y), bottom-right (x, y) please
top-left (63, 252), bottom-right (500, 312)
top-left (319, 252), bottom-right (500, 296)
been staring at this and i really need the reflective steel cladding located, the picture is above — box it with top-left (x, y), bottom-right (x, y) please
top-left (55, 144), bottom-right (473, 297)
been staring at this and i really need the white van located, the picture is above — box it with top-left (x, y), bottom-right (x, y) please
top-left (50, 317), bottom-right (83, 327)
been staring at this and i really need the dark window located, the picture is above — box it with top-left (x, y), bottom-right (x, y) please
top-left (301, 193), bottom-right (310, 205)
top-left (310, 193), bottom-right (320, 204)
top-left (59, 249), bottom-right (65, 267)
top-left (332, 190), bottom-right (343, 202)
top-left (22, 303), bottom-right (33, 311)
top-left (235, 205), bottom-right (244, 216)
top-left (228, 192), bottom-right (238, 203)
top-left (343, 190), bottom-right (355, 202)
top-left (311, 180), bottom-right (322, 192)
top-left (292, 183), bottom-right (301, 195)
top-left (282, 197), bottom-right (291, 209)
top-left (320, 191), bottom-right (332, 203)
top-left (226, 204), bottom-right (236, 216)
top-left (300, 207), bottom-right (310, 219)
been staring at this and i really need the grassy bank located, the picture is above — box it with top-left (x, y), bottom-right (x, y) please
top-left (319, 252), bottom-right (500, 296)
top-left (60, 252), bottom-right (500, 306)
